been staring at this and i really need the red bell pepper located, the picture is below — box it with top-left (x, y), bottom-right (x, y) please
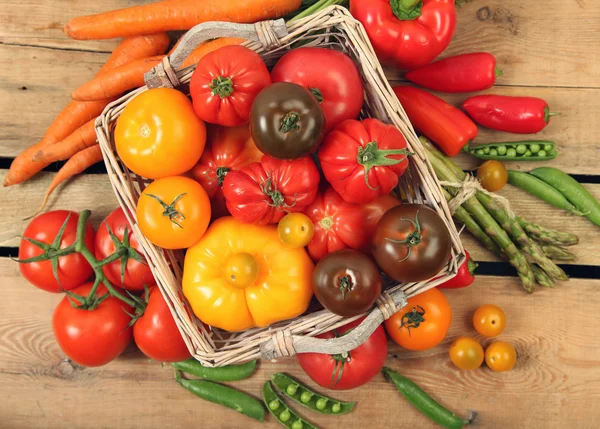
top-left (405, 52), bottom-right (502, 93)
top-left (438, 250), bottom-right (478, 289)
top-left (350, 0), bottom-right (457, 70)
top-left (393, 86), bottom-right (478, 156)
top-left (462, 95), bottom-right (558, 134)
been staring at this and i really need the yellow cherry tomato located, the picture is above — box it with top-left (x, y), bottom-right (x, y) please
top-left (223, 252), bottom-right (259, 288)
top-left (477, 160), bottom-right (508, 192)
top-left (485, 341), bottom-right (517, 372)
top-left (277, 213), bottom-right (315, 248)
top-left (115, 88), bottom-right (206, 179)
top-left (137, 176), bottom-right (211, 249)
top-left (449, 336), bottom-right (484, 370)
top-left (473, 304), bottom-right (506, 337)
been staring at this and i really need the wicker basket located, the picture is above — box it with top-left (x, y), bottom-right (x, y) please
top-left (96, 6), bottom-right (464, 367)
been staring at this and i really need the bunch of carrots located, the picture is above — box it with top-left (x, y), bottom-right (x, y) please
top-left (6, 0), bottom-right (330, 210)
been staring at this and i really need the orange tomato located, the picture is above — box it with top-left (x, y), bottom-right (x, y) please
top-left (115, 88), bottom-right (206, 179)
top-left (485, 341), bottom-right (517, 372)
top-left (449, 336), bottom-right (484, 370)
top-left (384, 288), bottom-right (451, 351)
top-left (473, 304), bottom-right (506, 337)
top-left (277, 213), bottom-right (315, 248)
top-left (137, 176), bottom-right (210, 249)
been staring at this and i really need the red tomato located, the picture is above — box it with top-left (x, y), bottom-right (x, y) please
top-left (133, 287), bottom-right (191, 362)
top-left (190, 125), bottom-right (263, 219)
top-left (190, 45), bottom-right (271, 127)
top-left (19, 210), bottom-right (95, 293)
top-left (52, 282), bottom-right (133, 367)
top-left (318, 119), bottom-right (410, 204)
top-left (297, 318), bottom-right (388, 390)
top-left (360, 194), bottom-right (402, 252)
top-left (271, 47), bottom-right (364, 132)
top-left (95, 207), bottom-right (155, 291)
top-left (223, 155), bottom-right (320, 225)
top-left (303, 187), bottom-right (367, 261)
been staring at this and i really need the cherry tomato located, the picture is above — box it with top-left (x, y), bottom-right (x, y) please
top-left (277, 213), bottom-right (315, 248)
top-left (95, 207), bottom-right (155, 291)
top-left (297, 318), bottom-right (388, 390)
top-left (222, 252), bottom-right (259, 288)
top-left (52, 282), bottom-right (133, 367)
top-left (115, 88), bottom-right (206, 179)
top-left (137, 176), bottom-right (211, 249)
top-left (473, 304), bottom-right (506, 337)
top-left (449, 336), bottom-right (484, 370)
top-left (133, 287), bottom-right (192, 362)
top-left (384, 288), bottom-right (451, 351)
top-left (19, 210), bottom-right (95, 293)
top-left (485, 341), bottom-right (517, 372)
top-left (477, 160), bottom-right (508, 192)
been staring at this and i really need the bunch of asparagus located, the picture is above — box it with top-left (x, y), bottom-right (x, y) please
top-left (422, 138), bottom-right (578, 292)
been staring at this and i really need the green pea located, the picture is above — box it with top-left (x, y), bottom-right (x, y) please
top-left (544, 143), bottom-right (553, 152)
top-left (497, 146), bottom-right (507, 155)
top-left (475, 149), bottom-right (485, 156)
top-left (524, 150), bottom-right (532, 157)
top-left (316, 398), bottom-right (327, 410)
top-left (547, 149), bottom-right (557, 157)
top-left (286, 384), bottom-right (298, 396)
top-left (530, 143), bottom-right (540, 153)
top-left (292, 420), bottom-right (303, 429)
top-left (300, 391), bottom-right (312, 403)
top-left (332, 403), bottom-right (342, 413)
top-left (489, 149), bottom-right (498, 156)
top-left (269, 400), bottom-right (281, 411)
top-left (537, 150), bottom-right (547, 157)
top-left (507, 148), bottom-right (517, 158)
top-left (483, 147), bottom-right (491, 154)
top-left (280, 410), bottom-right (291, 422)
top-left (516, 144), bottom-right (527, 154)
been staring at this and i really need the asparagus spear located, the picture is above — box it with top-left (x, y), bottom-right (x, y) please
top-left (531, 264), bottom-right (555, 288)
top-left (541, 245), bottom-right (577, 261)
top-left (516, 217), bottom-right (579, 246)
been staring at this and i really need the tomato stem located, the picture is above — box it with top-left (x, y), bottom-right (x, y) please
top-left (146, 193), bottom-right (187, 229)
top-left (209, 76), bottom-right (234, 99)
top-left (309, 87), bottom-right (324, 103)
top-left (280, 112), bottom-right (301, 133)
top-left (400, 305), bottom-right (426, 336)
top-left (260, 176), bottom-right (297, 211)
top-left (338, 275), bottom-right (351, 299)
top-left (216, 167), bottom-right (231, 186)
top-left (357, 141), bottom-right (412, 191)
top-left (384, 210), bottom-right (422, 262)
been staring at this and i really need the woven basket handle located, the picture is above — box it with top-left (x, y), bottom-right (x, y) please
top-left (144, 19), bottom-right (288, 89)
top-left (260, 290), bottom-right (408, 360)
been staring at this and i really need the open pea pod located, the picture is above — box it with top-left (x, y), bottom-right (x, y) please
top-left (272, 373), bottom-right (355, 415)
top-left (263, 381), bottom-right (319, 429)
top-left (464, 140), bottom-right (558, 161)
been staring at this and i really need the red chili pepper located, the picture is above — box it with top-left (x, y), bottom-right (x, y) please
top-left (393, 86), bottom-right (478, 156)
top-left (350, 0), bottom-right (457, 70)
top-left (462, 95), bottom-right (558, 134)
top-left (405, 52), bottom-right (502, 93)
top-left (438, 250), bottom-right (478, 289)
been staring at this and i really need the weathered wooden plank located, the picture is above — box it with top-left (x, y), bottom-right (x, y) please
top-left (1, 258), bottom-right (598, 428)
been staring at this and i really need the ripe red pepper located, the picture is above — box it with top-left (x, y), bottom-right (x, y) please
top-left (405, 52), bottom-right (502, 93)
top-left (438, 250), bottom-right (478, 289)
top-left (462, 95), bottom-right (558, 134)
top-left (350, 0), bottom-right (457, 70)
top-left (393, 86), bottom-right (478, 156)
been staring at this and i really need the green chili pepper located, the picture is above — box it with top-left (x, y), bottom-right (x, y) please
top-left (175, 370), bottom-right (265, 422)
top-left (171, 359), bottom-right (257, 382)
top-left (383, 368), bottom-right (473, 429)
top-left (263, 381), bottom-right (319, 429)
top-left (464, 140), bottom-right (557, 161)
top-left (271, 373), bottom-right (355, 415)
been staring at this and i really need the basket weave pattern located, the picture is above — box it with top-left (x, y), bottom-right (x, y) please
top-left (96, 6), bottom-right (464, 367)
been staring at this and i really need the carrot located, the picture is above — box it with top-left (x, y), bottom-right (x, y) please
top-left (39, 145), bottom-right (104, 211)
top-left (72, 56), bottom-right (163, 101)
top-left (64, 0), bottom-right (301, 40)
top-left (4, 34), bottom-right (169, 187)
top-left (181, 38), bottom-right (244, 68)
top-left (32, 119), bottom-right (97, 163)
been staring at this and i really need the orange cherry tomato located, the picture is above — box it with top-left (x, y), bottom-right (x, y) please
top-left (473, 304), bottom-right (506, 337)
top-left (449, 336), bottom-right (484, 370)
top-left (384, 288), bottom-right (451, 351)
top-left (115, 88), bottom-right (207, 179)
top-left (485, 341), bottom-right (517, 372)
top-left (477, 160), bottom-right (508, 192)
top-left (277, 213), bottom-right (315, 248)
top-left (137, 176), bottom-right (210, 249)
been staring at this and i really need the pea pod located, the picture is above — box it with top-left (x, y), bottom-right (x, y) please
top-left (382, 367), bottom-right (473, 429)
top-left (530, 167), bottom-right (600, 227)
top-left (171, 359), bottom-right (257, 382)
top-left (464, 140), bottom-right (557, 161)
top-left (272, 373), bottom-right (355, 415)
top-left (263, 381), bottom-right (319, 429)
top-left (507, 170), bottom-right (584, 216)
top-left (175, 370), bottom-right (265, 422)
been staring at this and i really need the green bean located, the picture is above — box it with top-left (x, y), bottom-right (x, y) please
top-left (263, 381), bottom-right (319, 429)
top-left (507, 170), bottom-right (584, 215)
top-left (271, 373), bottom-right (355, 415)
top-left (175, 370), bottom-right (265, 422)
top-left (531, 167), bottom-right (600, 227)
top-left (383, 368), bottom-right (472, 429)
top-left (171, 359), bottom-right (257, 382)
top-left (464, 140), bottom-right (557, 161)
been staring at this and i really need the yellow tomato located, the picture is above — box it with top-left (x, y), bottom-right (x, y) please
top-left (473, 304), bottom-right (506, 337)
top-left (485, 341), bottom-right (517, 372)
top-left (277, 213), bottom-right (315, 248)
top-left (137, 176), bottom-right (211, 249)
top-left (182, 217), bottom-right (314, 332)
top-left (449, 336), bottom-right (484, 370)
top-left (115, 88), bottom-right (206, 179)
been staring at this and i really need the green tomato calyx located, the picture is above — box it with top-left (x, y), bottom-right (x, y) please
top-left (357, 141), bottom-right (412, 191)
top-left (338, 274), bottom-right (353, 299)
top-left (280, 111), bottom-right (302, 133)
top-left (309, 87), bottom-right (324, 103)
top-left (146, 192), bottom-right (187, 229)
top-left (384, 210), bottom-right (422, 262)
top-left (209, 76), bottom-right (234, 99)
top-left (400, 305), bottom-right (426, 336)
top-left (216, 166), bottom-right (230, 186)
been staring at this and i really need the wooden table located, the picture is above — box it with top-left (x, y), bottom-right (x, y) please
top-left (1, 1), bottom-right (599, 428)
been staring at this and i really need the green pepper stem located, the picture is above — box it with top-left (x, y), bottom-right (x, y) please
top-left (390, 0), bottom-right (423, 21)
top-left (288, 0), bottom-right (346, 23)
top-left (495, 67), bottom-right (504, 78)
top-left (467, 258), bottom-right (479, 275)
